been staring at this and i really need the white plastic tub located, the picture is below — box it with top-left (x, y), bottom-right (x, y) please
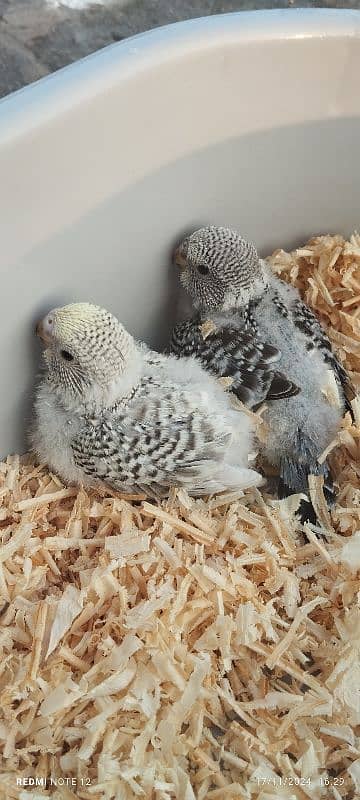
top-left (1, 9), bottom-right (360, 456)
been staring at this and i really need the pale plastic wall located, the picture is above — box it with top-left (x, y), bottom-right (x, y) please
top-left (0, 9), bottom-right (360, 456)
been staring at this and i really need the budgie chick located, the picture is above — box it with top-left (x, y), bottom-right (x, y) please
top-left (32, 302), bottom-right (262, 497)
top-left (170, 226), bottom-right (355, 513)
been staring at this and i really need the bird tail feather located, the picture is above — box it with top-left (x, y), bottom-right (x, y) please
top-left (278, 429), bottom-right (335, 526)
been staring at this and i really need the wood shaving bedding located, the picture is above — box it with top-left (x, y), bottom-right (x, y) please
top-left (0, 234), bottom-right (360, 800)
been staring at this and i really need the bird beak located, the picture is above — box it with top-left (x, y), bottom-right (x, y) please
top-left (173, 247), bottom-right (187, 271)
top-left (35, 316), bottom-right (54, 344)
top-left (35, 321), bottom-right (43, 339)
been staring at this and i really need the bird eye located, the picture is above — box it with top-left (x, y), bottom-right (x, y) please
top-left (197, 263), bottom-right (209, 276)
top-left (60, 350), bottom-right (74, 362)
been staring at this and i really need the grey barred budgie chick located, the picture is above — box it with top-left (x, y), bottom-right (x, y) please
top-left (32, 302), bottom-right (262, 497)
top-left (170, 226), bottom-right (355, 519)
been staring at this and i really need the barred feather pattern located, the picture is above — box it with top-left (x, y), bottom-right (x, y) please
top-left (292, 299), bottom-right (355, 414)
top-left (69, 356), bottom-right (259, 495)
top-left (170, 316), bottom-right (299, 408)
top-left (71, 382), bottom-right (226, 487)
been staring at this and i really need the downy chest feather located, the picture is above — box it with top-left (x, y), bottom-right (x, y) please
top-left (33, 383), bottom-right (85, 483)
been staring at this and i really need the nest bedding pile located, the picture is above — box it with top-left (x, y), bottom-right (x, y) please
top-left (1, 235), bottom-right (360, 800)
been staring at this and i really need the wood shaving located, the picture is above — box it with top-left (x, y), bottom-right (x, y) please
top-left (218, 376), bottom-right (235, 391)
top-left (200, 320), bottom-right (217, 340)
top-left (321, 369), bottom-right (343, 409)
top-left (1, 234), bottom-right (360, 799)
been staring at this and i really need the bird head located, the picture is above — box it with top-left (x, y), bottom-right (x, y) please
top-left (174, 226), bottom-right (268, 312)
top-left (36, 302), bottom-right (138, 409)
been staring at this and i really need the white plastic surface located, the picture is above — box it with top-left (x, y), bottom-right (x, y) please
top-left (0, 9), bottom-right (360, 455)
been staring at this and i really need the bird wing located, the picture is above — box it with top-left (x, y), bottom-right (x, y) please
top-left (170, 317), bottom-right (299, 408)
top-left (70, 387), bottom-right (233, 492)
top-left (291, 299), bottom-right (356, 415)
